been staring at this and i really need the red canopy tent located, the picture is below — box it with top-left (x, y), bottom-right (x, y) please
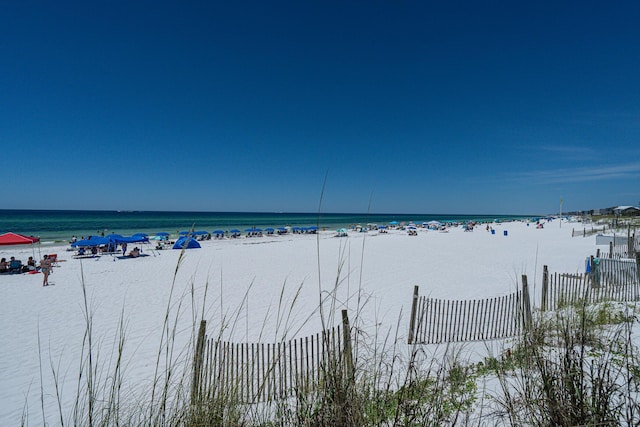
top-left (0, 232), bottom-right (40, 246)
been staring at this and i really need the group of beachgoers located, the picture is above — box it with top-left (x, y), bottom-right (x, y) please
top-left (0, 256), bottom-right (38, 274)
top-left (0, 254), bottom-right (55, 286)
top-left (74, 244), bottom-right (141, 258)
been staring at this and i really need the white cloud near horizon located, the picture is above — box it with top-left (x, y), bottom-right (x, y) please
top-left (506, 161), bottom-right (640, 185)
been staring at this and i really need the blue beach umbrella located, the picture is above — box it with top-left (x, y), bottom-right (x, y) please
top-left (156, 232), bottom-right (170, 236)
top-left (230, 229), bottom-right (241, 234)
top-left (212, 230), bottom-right (225, 235)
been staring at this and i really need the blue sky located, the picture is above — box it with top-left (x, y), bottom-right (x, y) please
top-left (2, 1), bottom-right (639, 215)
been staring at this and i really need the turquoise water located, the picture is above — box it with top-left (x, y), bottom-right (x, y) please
top-left (0, 210), bottom-right (533, 244)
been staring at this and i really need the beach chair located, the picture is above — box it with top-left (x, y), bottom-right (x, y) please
top-left (9, 260), bottom-right (23, 274)
top-left (48, 253), bottom-right (58, 266)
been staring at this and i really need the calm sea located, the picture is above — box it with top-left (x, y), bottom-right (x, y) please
top-left (0, 210), bottom-right (532, 244)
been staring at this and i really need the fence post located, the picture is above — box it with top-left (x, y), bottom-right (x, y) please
top-left (191, 319), bottom-right (207, 405)
top-left (408, 285), bottom-right (419, 344)
top-left (628, 224), bottom-right (633, 258)
top-left (521, 275), bottom-right (532, 333)
top-left (609, 241), bottom-right (613, 259)
top-left (341, 310), bottom-right (355, 384)
top-left (541, 265), bottom-right (548, 311)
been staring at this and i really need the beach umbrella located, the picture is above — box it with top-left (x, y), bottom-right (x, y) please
top-left (389, 221), bottom-right (399, 225)
top-left (156, 231), bottom-right (170, 236)
top-left (132, 232), bottom-right (148, 238)
top-left (212, 230), bottom-right (225, 235)
top-left (230, 229), bottom-right (241, 234)
top-left (245, 228), bottom-right (255, 232)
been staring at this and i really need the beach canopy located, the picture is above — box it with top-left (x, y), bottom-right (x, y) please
top-left (172, 236), bottom-right (201, 249)
top-left (212, 230), bottom-right (225, 234)
top-left (114, 235), bottom-right (149, 244)
top-left (156, 232), bottom-right (170, 236)
top-left (71, 236), bottom-right (109, 247)
top-left (0, 232), bottom-right (40, 246)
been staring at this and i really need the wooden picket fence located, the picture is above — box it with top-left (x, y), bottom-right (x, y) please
top-left (541, 259), bottom-right (640, 311)
top-left (572, 225), bottom-right (607, 237)
top-left (191, 311), bottom-right (353, 404)
top-left (407, 279), bottom-right (531, 344)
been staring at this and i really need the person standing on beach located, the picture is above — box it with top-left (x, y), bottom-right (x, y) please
top-left (40, 254), bottom-right (52, 286)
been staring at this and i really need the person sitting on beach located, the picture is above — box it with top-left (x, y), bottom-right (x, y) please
top-left (0, 258), bottom-right (8, 273)
top-left (128, 247), bottom-right (140, 258)
top-left (24, 256), bottom-right (37, 272)
top-left (9, 257), bottom-right (22, 273)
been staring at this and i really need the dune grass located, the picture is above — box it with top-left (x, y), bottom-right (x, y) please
top-left (28, 236), bottom-right (640, 426)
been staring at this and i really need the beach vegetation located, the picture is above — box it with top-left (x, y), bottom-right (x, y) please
top-left (30, 238), bottom-right (640, 426)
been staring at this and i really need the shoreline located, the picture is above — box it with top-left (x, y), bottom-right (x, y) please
top-left (0, 209), bottom-right (539, 243)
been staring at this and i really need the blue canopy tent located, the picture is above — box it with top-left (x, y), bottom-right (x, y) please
top-left (71, 236), bottom-right (109, 247)
top-left (173, 236), bottom-right (201, 249)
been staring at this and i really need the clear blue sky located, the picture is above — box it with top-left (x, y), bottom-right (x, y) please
top-left (2, 1), bottom-right (639, 214)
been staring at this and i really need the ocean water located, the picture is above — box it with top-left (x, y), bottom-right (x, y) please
top-left (0, 210), bottom-right (532, 244)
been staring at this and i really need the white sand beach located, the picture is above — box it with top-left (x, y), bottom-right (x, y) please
top-left (0, 220), bottom-right (597, 424)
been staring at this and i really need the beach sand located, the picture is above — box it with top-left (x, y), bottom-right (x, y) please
top-left (0, 220), bottom-right (596, 424)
